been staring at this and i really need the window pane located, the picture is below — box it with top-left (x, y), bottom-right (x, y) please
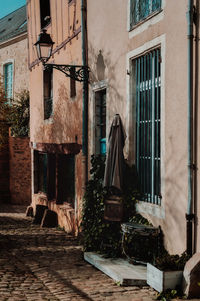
top-left (135, 49), bottom-right (161, 204)
top-left (4, 63), bottom-right (13, 100)
top-left (130, 0), bottom-right (162, 28)
top-left (95, 89), bottom-right (106, 155)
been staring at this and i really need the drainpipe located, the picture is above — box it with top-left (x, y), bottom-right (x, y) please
top-left (186, 0), bottom-right (195, 256)
top-left (193, 0), bottom-right (199, 253)
top-left (81, 0), bottom-right (88, 189)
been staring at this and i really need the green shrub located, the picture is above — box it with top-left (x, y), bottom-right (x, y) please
top-left (81, 155), bottom-right (138, 258)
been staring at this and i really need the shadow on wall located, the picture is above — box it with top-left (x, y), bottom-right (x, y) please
top-left (163, 136), bottom-right (188, 253)
top-left (88, 43), bottom-right (126, 122)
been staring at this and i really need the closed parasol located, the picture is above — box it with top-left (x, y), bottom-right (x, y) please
top-left (103, 114), bottom-right (126, 194)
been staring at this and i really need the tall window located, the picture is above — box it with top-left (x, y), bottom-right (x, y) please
top-left (135, 48), bottom-right (161, 205)
top-left (40, 0), bottom-right (51, 29)
top-left (4, 63), bottom-right (13, 101)
top-left (95, 89), bottom-right (106, 155)
top-left (43, 68), bottom-right (53, 119)
top-left (130, 0), bottom-right (162, 28)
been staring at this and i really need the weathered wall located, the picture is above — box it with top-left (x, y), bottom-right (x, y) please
top-left (27, 0), bottom-right (84, 231)
top-left (87, 0), bottom-right (190, 254)
top-left (0, 142), bottom-right (10, 203)
top-left (9, 135), bottom-right (31, 205)
top-left (0, 37), bottom-right (29, 97)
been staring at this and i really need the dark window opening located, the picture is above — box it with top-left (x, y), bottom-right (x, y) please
top-left (70, 67), bottom-right (76, 98)
top-left (34, 151), bottom-right (75, 207)
top-left (57, 155), bottom-right (75, 206)
top-left (37, 152), bottom-right (48, 193)
top-left (44, 68), bottom-right (53, 119)
top-left (40, 0), bottom-right (51, 29)
top-left (95, 89), bottom-right (106, 155)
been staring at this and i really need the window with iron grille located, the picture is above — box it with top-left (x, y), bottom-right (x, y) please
top-left (43, 68), bottom-right (53, 119)
top-left (4, 63), bottom-right (13, 101)
top-left (134, 48), bottom-right (161, 205)
top-left (95, 89), bottom-right (106, 155)
top-left (130, 0), bottom-right (162, 28)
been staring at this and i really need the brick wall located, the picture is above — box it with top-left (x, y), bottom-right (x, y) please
top-left (0, 144), bottom-right (10, 203)
top-left (9, 136), bottom-right (31, 205)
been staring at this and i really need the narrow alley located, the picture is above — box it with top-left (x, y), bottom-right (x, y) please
top-left (0, 205), bottom-right (156, 301)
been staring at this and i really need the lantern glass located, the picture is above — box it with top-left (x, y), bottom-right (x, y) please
top-left (35, 30), bottom-right (54, 63)
top-left (39, 43), bottom-right (52, 62)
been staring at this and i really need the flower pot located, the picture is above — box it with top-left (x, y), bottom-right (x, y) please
top-left (147, 263), bottom-right (183, 292)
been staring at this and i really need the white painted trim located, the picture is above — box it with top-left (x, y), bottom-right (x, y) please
top-left (136, 201), bottom-right (165, 219)
top-left (126, 34), bottom-right (166, 218)
top-left (127, 0), bottom-right (166, 39)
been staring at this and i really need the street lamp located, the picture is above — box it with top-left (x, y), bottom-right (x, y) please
top-left (34, 30), bottom-right (89, 82)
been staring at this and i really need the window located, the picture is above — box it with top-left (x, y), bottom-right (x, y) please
top-left (70, 66), bottom-right (76, 98)
top-left (4, 63), bottom-right (13, 101)
top-left (40, 0), bottom-right (51, 29)
top-left (57, 155), bottom-right (75, 206)
top-left (134, 48), bottom-right (161, 204)
top-left (38, 152), bottom-right (47, 193)
top-left (130, 0), bottom-right (162, 28)
top-left (34, 151), bottom-right (75, 207)
top-left (95, 89), bottom-right (106, 155)
top-left (43, 68), bottom-right (53, 119)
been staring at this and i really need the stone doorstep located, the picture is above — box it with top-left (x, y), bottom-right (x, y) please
top-left (84, 252), bottom-right (147, 286)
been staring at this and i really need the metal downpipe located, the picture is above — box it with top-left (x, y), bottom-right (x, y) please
top-left (186, 0), bottom-right (195, 256)
top-left (81, 0), bottom-right (88, 190)
top-left (193, 0), bottom-right (199, 253)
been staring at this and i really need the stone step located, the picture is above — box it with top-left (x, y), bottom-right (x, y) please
top-left (84, 252), bottom-right (147, 286)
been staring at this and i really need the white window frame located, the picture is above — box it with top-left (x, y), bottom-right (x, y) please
top-left (126, 34), bottom-right (166, 219)
top-left (1, 59), bottom-right (15, 103)
top-left (127, 0), bottom-right (166, 39)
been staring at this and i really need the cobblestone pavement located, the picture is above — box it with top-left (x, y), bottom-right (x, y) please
top-left (0, 205), bottom-right (176, 301)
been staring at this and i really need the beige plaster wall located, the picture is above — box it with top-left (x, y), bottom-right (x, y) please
top-left (27, 0), bottom-right (83, 231)
top-left (88, 0), bottom-right (190, 254)
top-left (0, 37), bottom-right (29, 97)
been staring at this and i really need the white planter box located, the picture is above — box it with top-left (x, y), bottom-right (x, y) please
top-left (147, 263), bottom-right (183, 292)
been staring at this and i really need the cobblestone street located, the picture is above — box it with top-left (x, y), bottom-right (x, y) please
top-left (0, 205), bottom-right (157, 301)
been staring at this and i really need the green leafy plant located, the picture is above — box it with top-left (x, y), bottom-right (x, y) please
top-left (81, 155), bottom-right (139, 258)
top-left (0, 77), bottom-right (10, 148)
top-left (154, 251), bottom-right (190, 271)
top-left (8, 90), bottom-right (30, 137)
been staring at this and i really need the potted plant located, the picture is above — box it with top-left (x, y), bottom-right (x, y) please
top-left (147, 252), bottom-right (189, 293)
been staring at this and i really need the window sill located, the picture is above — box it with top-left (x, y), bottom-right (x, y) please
top-left (136, 200), bottom-right (165, 219)
top-left (129, 9), bottom-right (163, 39)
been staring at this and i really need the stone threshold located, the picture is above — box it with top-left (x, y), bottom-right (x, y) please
top-left (84, 252), bottom-right (147, 286)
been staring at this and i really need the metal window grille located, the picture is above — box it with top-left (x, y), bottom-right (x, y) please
top-left (95, 89), bottom-right (106, 155)
top-left (4, 63), bottom-right (13, 100)
top-left (135, 48), bottom-right (161, 205)
top-left (130, 0), bottom-right (162, 28)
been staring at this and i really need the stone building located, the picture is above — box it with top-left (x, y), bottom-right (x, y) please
top-left (27, 0), bottom-right (87, 232)
top-left (0, 5), bottom-right (31, 205)
top-left (87, 0), bottom-right (200, 255)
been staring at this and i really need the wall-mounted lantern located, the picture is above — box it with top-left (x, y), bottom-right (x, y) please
top-left (34, 30), bottom-right (89, 82)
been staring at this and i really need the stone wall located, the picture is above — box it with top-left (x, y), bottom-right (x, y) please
top-left (9, 136), bottom-right (31, 205)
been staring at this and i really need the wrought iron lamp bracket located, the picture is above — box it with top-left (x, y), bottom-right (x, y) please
top-left (44, 64), bottom-right (89, 82)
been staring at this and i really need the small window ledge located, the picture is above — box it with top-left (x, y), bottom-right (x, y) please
top-left (136, 200), bottom-right (165, 219)
top-left (129, 9), bottom-right (164, 39)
